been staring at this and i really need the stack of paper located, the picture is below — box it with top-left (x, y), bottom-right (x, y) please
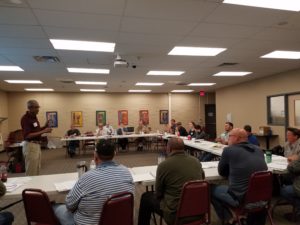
top-left (202, 161), bottom-right (219, 169)
top-left (267, 163), bottom-right (287, 171)
top-left (54, 180), bottom-right (77, 192)
top-left (4, 183), bottom-right (23, 192)
top-left (4, 177), bottom-right (32, 192)
top-left (132, 173), bottom-right (155, 182)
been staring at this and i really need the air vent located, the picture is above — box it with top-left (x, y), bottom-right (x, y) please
top-left (33, 56), bottom-right (60, 63)
top-left (218, 62), bottom-right (238, 67)
top-left (57, 79), bottom-right (74, 84)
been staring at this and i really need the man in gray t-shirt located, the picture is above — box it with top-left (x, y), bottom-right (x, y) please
top-left (211, 128), bottom-right (267, 224)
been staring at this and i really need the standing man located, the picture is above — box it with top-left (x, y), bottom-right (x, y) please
top-left (21, 100), bottom-right (52, 176)
top-left (53, 139), bottom-right (134, 225)
top-left (211, 128), bottom-right (267, 225)
top-left (138, 138), bottom-right (204, 225)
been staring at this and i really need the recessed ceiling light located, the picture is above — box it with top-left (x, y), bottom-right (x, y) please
top-left (147, 71), bottom-right (185, 76)
top-left (213, 71), bottom-right (252, 76)
top-left (261, 50), bottom-right (300, 59)
top-left (50, 39), bottom-right (115, 52)
top-left (223, 0), bottom-right (300, 12)
top-left (0, 66), bottom-right (24, 71)
top-left (80, 89), bottom-right (106, 92)
top-left (188, 83), bottom-right (216, 86)
top-left (25, 88), bottom-right (54, 91)
top-left (128, 90), bottom-right (152, 93)
top-left (168, 46), bottom-right (226, 56)
top-left (5, 80), bottom-right (42, 84)
top-left (75, 81), bottom-right (107, 85)
top-left (67, 68), bottom-right (109, 74)
top-left (135, 82), bottom-right (164, 86)
top-left (171, 90), bottom-right (194, 93)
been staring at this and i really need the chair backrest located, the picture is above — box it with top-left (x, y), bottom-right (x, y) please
top-left (126, 127), bottom-right (134, 133)
top-left (99, 192), bottom-right (134, 225)
top-left (175, 180), bottom-right (210, 225)
top-left (243, 171), bottom-right (273, 205)
top-left (22, 188), bottom-right (60, 225)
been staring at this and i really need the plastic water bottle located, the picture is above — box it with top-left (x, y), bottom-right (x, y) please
top-left (89, 160), bottom-right (96, 170)
top-left (0, 165), bottom-right (7, 182)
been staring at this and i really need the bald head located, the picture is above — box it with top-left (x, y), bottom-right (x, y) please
top-left (167, 137), bottom-right (184, 153)
top-left (228, 128), bottom-right (248, 145)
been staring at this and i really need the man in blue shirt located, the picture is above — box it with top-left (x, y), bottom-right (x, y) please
top-left (244, 125), bottom-right (260, 146)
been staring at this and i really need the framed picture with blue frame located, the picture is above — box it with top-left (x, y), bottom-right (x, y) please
top-left (46, 111), bottom-right (58, 128)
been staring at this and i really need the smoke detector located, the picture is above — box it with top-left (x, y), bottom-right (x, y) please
top-left (114, 54), bottom-right (129, 68)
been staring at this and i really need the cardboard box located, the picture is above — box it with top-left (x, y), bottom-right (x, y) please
top-left (259, 126), bottom-right (271, 135)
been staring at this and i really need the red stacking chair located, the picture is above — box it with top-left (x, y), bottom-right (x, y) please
top-left (99, 192), bottom-right (134, 225)
top-left (224, 171), bottom-right (274, 225)
top-left (174, 180), bottom-right (210, 225)
top-left (22, 188), bottom-right (60, 225)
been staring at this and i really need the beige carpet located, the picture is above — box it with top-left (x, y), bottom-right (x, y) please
top-left (0, 147), bottom-right (294, 225)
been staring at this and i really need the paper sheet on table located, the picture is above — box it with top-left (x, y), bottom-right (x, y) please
top-left (267, 163), bottom-right (287, 171)
top-left (202, 161), bottom-right (219, 169)
top-left (132, 173), bottom-right (155, 182)
top-left (54, 180), bottom-right (77, 192)
top-left (4, 177), bottom-right (32, 192)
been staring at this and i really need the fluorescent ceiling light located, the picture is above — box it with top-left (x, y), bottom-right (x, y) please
top-left (223, 0), bottom-right (300, 12)
top-left (128, 90), bottom-right (152, 93)
top-left (67, 68), bottom-right (109, 74)
top-left (168, 46), bottom-right (226, 56)
top-left (25, 88), bottom-right (53, 91)
top-left (80, 89), bottom-right (106, 92)
top-left (75, 81), bottom-right (107, 85)
top-left (135, 82), bottom-right (164, 86)
top-left (213, 71), bottom-right (252, 76)
top-left (261, 50), bottom-right (300, 59)
top-left (188, 83), bottom-right (216, 86)
top-left (50, 39), bottom-right (115, 52)
top-left (147, 71), bottom-right (185, 76)
top-left (171, 90), bottom-right (194, 93)
top-left (5, 80), bottom-right (42, 84)
top-left (0, 66), bottom-right (24, 71)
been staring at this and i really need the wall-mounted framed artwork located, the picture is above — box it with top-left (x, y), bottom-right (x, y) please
top-left (96, 111), bottom-right (106, 126)
top-left (71, 111), bottom-right (83, 127)
top-left (139, 110), bottom-right (149, 125)
top-left (159, 110), bottom-right (169, 124)
top-left (118, 110), bottom-right (128, 125)
top-left (46, 111), bottom-right (58, 128)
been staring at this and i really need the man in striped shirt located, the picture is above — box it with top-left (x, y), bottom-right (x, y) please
top-left (53, 139), bottom-right (134, 225)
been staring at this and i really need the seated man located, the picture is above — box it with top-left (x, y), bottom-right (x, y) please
top-left (66, 125), bottom-right (81, 157)
top-left (103, 122), bottom-right (114, 135)
top-left (176, 122), bottom-right (188, 136)
top-left (53, 139), bottom-right (134, 225)
top-left (280, 155), bottom-right (300, 221)
top-left (284, 127), bottom-right (300, 162)
top-left (244, 125), bottom-right (259, 146)
top-left (211, 128), bottom-right (267, 225)
top-left (216, 122), bottom-right (233, 145)
top-left (0, 181), bottom-right (14, 225)
top-left (136, 120), bottom-right (150, 151)
top-left (138, 137), bottom-right (204, 225)
top-left (95, 123), bottom-right (104, 136)
top-left (116, 122), bottom-right (129, 150)
top-left (168, 119), bottom-right (177, 134)
top-left (195, 125), bottom-right (206, 140)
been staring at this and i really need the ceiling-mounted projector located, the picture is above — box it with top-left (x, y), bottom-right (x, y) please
top-left (114, 54), bottom-right (129, 68)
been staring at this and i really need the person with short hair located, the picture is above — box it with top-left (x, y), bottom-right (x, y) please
top-left (103, 122), bottom-right (114, 135)
top-left (194, 125), bottom-right (206, 140)
top-left (176, 122), bottom-right (188, 136)
top-left (169, 119), bottom-right (177, 134)
top-left (66, 125), bottom-right (81, 157)
top-left (116, 122), bottom-right (128, 150)
top-left (0, 181), bottom-right (14, 225)
top-left (53, 139), bottom-right (134, 225)
top-left (211, 128), bottom-right (267, 224)
top-left (284, 127), bottom-right (300, 162)
top-left (95, 123), bottom-right (104, 136)
top-left (244, 125), bottom-right (259, 146)
top-left (21, 100), bottom-right (52, 176)
top-left (137, 137), bottom-right (204, 225)
top-left (216, 122), bottom-right (234, 145)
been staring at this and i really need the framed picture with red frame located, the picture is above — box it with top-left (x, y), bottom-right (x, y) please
top-left (139, 110), bottom-right (149, 125)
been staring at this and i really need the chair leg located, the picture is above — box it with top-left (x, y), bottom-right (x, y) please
top-left (152, 213), bottom-right (158, 225)
top-left (267, 209), bottom-right (275, 225)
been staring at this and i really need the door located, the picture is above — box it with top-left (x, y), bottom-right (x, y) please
top-left (205, 104), bottom-right (216, 140)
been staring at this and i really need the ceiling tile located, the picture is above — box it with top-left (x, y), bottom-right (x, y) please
top-left (0, 37), bottom-right (51, 48)
top-left (0, 25), bottom-right (46, 38)
top-left (0, 7), bottom-right (38, 25)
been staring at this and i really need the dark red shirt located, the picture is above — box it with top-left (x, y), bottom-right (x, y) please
top-left (21, 111), bottom-right (42, 141)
